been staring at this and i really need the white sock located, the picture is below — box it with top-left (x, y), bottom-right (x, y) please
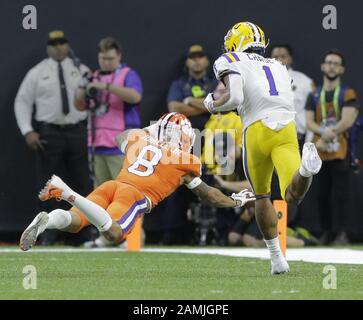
top-left (299, 165), bottom-right (312, 178)
top-left (46, 209), bottom-right (72, 230)
top-left (264, 236), bottom-right (284, 261)
top-left (60, 186), bottom-right (112, 232)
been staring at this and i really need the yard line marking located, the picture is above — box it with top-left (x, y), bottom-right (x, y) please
top-left (0, 247), bottom-right (362, 265)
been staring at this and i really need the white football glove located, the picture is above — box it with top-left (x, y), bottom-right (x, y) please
top-left (230, 189), bottom-right (256, 207)
top-left (203, 93), bottom-right (216, 114)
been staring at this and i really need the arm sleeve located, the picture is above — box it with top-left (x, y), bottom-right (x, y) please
top-left (211, 73), bottom-right (244, 113)
top-left (124, 69), bottom-right (143, 95)
top-left (80, 64), bottom-right (90, 75)
top-left (77, 64), bottom-right (91, 87)
top-left (14, 68), bottom-right (37, 135)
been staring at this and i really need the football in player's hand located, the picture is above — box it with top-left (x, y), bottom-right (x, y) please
top-left (212, 87), bottom-right (226, 100)
top-left (212, 82), bottom-right (226, 100)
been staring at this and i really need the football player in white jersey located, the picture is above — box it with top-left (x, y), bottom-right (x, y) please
top-left (203, 22), bottom-right (322, 274)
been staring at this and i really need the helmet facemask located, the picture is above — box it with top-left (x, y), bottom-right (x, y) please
top-left (157, 115), bottom-right (195, 153)
top-left (180, 123), bottom-right (196, 152)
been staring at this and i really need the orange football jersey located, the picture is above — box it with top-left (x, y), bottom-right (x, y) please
top-left (117, 130), bottom-right (201, 206)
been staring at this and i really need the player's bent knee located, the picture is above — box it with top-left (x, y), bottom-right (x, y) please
top-left (102, 222), bottom-right (124, 245)
top-left (62, 211), bottom-right (83, 233)
top-left (255, 195), bottom-right (271, 203)
top-left (254, 195), bottom-right (272, 210)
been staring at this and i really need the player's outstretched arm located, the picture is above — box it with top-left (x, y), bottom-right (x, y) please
top-left (182, 174), bottom-right (255, 208)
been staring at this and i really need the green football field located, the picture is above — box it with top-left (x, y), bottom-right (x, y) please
top-left (1, 247), bottom-right (363, 300)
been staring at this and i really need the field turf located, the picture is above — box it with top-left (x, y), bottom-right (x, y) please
top-left (0, 249), bottom-right (362, 300)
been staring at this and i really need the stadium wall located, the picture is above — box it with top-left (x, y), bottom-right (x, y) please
top-left (1, 0), bottom-right (363, 239)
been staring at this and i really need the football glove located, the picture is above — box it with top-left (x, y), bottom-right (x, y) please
top-left (230, 189), bottom-right (256, 207)
top-left (203, 93), bottom-right (216, 114)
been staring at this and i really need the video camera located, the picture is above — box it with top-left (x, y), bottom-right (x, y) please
top-left (78, 72), bottom-right (98, 99)
top-left (78, 72), bottom-right (103, 112)
top-left (69, 47), bottom-right (100, 101)
top-left (86, 83), bottom-right (98, 99)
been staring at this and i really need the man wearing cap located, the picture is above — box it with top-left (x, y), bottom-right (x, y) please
top-left (167, 45), bottom-right (218, 132)
top-left (14, 30), bottom-right (91, 245)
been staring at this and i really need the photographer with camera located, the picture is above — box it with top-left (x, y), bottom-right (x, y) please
top-left (14, 30), bottom-right (91, 245)
top-left (75, 37), bottom-right (143, 187)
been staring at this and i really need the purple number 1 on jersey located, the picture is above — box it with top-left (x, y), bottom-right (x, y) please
top-left (262, 66), bottom-right (279, 96)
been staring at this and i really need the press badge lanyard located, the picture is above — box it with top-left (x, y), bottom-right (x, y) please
top-left (319, 85), bottom-right (341, 125)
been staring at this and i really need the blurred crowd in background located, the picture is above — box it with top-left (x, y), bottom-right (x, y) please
top-left (13, 30), bottom-right (361, 248)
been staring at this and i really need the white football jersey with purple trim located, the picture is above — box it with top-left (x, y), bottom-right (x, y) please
top-left (213, 52), bottom-right (295, 130)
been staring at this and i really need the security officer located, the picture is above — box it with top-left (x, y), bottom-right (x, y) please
top-left (14, 30), bottom-right (91, 245)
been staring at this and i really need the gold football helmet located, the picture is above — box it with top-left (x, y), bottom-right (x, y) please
top-left (224, 22), bottom-right (267, 53)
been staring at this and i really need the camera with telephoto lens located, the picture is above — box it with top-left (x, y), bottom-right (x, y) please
top-left (80, 73), bottom-right (98, 99)
top-left (86, 86), bottom-right (98, 98)
top-left (78, 71), bottom-right (98, 100)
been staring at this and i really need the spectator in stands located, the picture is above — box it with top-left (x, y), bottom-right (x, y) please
top-left (270, 44), bottom-right (315, 151)
top-left (75, 37), bottom-right (143, 186)
top-left (305, 49), bottom-right (359, 245)
top-left (14, 30), bottom-right (91, 245)
top-left (167, 44), bottom-right (218, 133)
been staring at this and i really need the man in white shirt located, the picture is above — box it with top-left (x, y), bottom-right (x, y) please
top-left (14, 30), bottom-right (91, 245)
top-left (270, 44), bottom-right (315, 151)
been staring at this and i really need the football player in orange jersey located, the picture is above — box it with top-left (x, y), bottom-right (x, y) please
top-left (20, 112), bottom-right (255, 251)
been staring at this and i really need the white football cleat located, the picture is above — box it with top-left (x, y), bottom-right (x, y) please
top-left (271, 256), bottom-right (290, 275)
top-left (301, 142), bottom-right (322, 176)
top-left (20, 212), bottom-right (49, 251)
